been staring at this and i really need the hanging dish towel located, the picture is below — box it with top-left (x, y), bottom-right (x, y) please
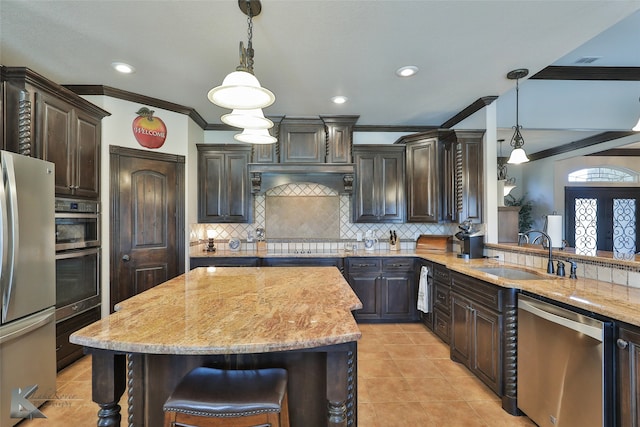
top-left (417, 265), bottom-right (430, 313)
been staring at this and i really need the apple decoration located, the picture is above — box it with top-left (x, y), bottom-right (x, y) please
top-left (132, 107), bottom-right (167, 149)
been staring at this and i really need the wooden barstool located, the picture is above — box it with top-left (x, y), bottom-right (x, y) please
top-left (163, 367), bottom-right (290, 427)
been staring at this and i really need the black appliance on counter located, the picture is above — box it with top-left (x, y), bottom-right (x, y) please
top-left (455, 220), bottom-right (484, 259)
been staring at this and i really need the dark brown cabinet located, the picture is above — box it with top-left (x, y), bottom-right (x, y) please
top-left (279, 117), bottom-right (326, 163)
top-left (56, 306), bottom-right (100, 371)
top-left (397, 129), bottom-right (484, 223)
top-left (346, 257), bottom-right (417, 322)
top-left (405, 136), bottom-right (441, 222)
top-left (1, 67), bottom-right (108, 199)
top-left (38, 91), bottom-right (101, 198)
top-left (432, 263), bottom-right (451, 343)
top-left (190, 257), bottom-right (260, 269)
top-left (352, 145), bottom-right (405, 223)
top-left (320, 115), bottom-right (358, 164)
top-left (449, 272), bottom-right (516, 397)
top-left (617, 324), bottom-right (640, 426)
top-left (197, 144), bottom-right (252, 223)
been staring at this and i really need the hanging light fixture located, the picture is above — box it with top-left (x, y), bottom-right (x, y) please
top-left (497, 139), bottom-right (516, 196)
top-left (208, 0), bottom-right (275, 111)
top-left (221, 108), bottom-right (274, 129)
top-left (506, 68), bottom-right (530, 164)
top-left (633, 97), bottom-right (640, 131)
top-left (234, 128), bottom-right (277, 144)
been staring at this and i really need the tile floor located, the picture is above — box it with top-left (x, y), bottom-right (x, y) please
top-left (20, 323), bottom-right (536, 426)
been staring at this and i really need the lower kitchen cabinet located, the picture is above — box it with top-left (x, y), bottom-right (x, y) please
top-left (190, 257), bottom-right (260, 269)
top-left (55, 306), bottom-right (100, 371)
top-left (261, 257), bottom-right (343, 271)
top-left (432, 263), bottom-right (451, 343)
top-left (346, 257), bottom-right (417, 322)
top-left (449, 271), bottom-right (518, 413)
top-left (617, 324), bottom-right (640, 426)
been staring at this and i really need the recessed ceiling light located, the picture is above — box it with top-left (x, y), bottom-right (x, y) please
top-left (396, 65), bottom-right (418, 77)
top-left (112, 62), bottom-right (135, 74)
top-left (331, 96), bottom-right (348, 104)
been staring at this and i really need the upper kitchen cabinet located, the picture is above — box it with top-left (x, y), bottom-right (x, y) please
top-left (320, 115), bottom-right (358, 164)
top-left (1, 67), bottom-right (109, 199)
top-left (197, 144), bottom-right (252, 223)
top-left (279, 117), bottom-right (326, 163)
top-left (275, 116), bottom-right (358, 164)
top-left (403, 134), bottom-right (442, 223)
top-left (353, 145), bottom-right (405, 223)
top-left (451, 130), bottom-right (484, 223)
top-left (397, 129), bottom-right (484, 224)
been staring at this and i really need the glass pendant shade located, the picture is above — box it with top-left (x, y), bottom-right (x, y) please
top-left (208, 70), bottom-right (275, 110)
top-left (507, 147), bottom-right (529, 164)
top-left (503, 183), bottom-right (516, 196)
top-left (633, 116), bottom-right (640, 131)
top-left (221, 108), bottom-right (274, 129)
top-left (234, 128), bottom-right (277, 144)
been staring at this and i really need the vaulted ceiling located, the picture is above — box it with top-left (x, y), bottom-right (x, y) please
top-left (2, 1), bottom-right (640, 156)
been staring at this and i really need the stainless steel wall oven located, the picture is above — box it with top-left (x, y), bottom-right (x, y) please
top-left (55, 198), bottom-right (100, 321)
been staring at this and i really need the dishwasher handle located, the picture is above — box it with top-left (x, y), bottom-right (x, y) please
top-left (518, 297), bottom-right (603, 342)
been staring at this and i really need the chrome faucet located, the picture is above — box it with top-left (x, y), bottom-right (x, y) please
top-left (524, 229), bottom-right (554, 274)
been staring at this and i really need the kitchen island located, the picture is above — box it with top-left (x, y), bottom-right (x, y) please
top-left (70, 266), bottom-right (362, 427)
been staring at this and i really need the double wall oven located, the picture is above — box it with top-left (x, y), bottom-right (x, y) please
top-left (55, 198), bottom-right (100, 321)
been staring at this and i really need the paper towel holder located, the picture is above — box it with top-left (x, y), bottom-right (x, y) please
top-left (544, 211), bottom-right (565, 249)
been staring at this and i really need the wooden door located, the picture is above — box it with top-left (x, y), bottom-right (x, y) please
top-left (406, 139), bottom-right (440, 222)
top-left (110, 147), bottom-right (185, 311)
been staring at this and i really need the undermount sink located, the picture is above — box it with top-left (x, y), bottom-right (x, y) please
top-left (473, 266), bottom-right (547, 281)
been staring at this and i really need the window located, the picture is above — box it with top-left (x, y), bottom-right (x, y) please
top-left (565, 187), bottom-right (638, 256)
top-left (568, 167), bottom-right (637, 183)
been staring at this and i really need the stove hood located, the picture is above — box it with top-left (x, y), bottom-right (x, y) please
top-left (248, 163), bottom-right (355, 194)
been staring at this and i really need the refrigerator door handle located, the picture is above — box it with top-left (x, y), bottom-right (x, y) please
top-left (0, 154), bottom-right (17, 323)
top-left (0, 307), bottom-right (55, 345)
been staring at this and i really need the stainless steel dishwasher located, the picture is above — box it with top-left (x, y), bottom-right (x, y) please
top-left (517, 294), bottom-right (614, 427)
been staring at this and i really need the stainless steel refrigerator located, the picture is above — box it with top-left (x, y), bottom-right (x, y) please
top-left (0, 151), bottom-right (56, 427)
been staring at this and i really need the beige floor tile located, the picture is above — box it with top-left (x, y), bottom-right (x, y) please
top-left (405, 377), bottom-right (465, 401)
top-left (361, 377), bottom-right (415, 403)
top-left (359, 359), bottom-right (403, 378)
top-left (421, 401), bottom-right (488, 427)
top-left (393, 358), bottom-right (443, 378)
top-left (373, 401), bottom-right (434, 427)
top-left (447, 376), bottom-right (501, 402)
top-left (32, 323), bottom-right (533, 426)
top-left (468, 401), bottom-right (537, 426)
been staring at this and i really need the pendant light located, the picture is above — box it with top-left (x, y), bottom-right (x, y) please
top-left (506, 68), bottom-right (530, 164)
top-left (221, 108), bottom-right (274, 129)
top-left (234, 128), bottom-right (277, 144)
top-left (497, 139), bottom-right (516, 196)
top-left (208, 1), bottom-right (275, 113)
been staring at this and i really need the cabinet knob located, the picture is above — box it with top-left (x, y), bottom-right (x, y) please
top-left (617, 338), bottom-right (629, 349)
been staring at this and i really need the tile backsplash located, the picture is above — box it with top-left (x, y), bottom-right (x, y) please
top-left (190, 182), bottom-right (459, 246)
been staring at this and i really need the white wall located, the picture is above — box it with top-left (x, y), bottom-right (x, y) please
top-left (520, 133), bottom-right (640, 230)
top-left (81, 95), bottom-right (203, 316)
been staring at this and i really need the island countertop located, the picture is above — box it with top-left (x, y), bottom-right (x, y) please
top-left (70, 266), bottom-right (362, 355)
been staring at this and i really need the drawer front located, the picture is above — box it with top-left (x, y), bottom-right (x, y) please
top-left (56, 306), bottom-right (100, 370)
top-left (451, 272), bottom-right (502, 312)
top-left (434, 264), bottom-right (450, 283)
top-left (382, 258), bottom-right (415, 272)
top-left (434, 282), bottom-right (451, 314)
top-left (347, 257), bottom-right (382, 273)
top-left (433, 307), bottom-right (451, 344)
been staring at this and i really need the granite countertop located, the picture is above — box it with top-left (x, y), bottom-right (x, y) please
top-left (191, 246), bottom-right (640, 327)
top-left (424, 252), bottom-right (640, 327)
top-left (70, 266), bottom-right (362, 354)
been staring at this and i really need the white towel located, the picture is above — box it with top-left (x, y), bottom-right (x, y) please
top-left (417, 266), bottom-right (430, 313)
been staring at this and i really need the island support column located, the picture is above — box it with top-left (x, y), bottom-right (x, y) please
top-left (326, 345), bottom-right (356, 427)
top-left (91, 349), bottom-right (127, 427)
